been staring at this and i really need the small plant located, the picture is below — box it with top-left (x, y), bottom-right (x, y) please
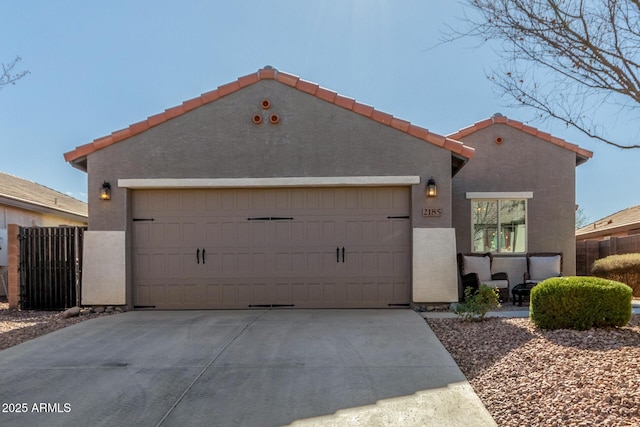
top-left (454, 284), bottom-right (501, 321)
top-left (530, 276), bottom-right (632, 330)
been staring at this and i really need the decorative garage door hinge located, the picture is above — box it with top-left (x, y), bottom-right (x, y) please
top-left (133, 218), bottom-right (155, 222)
top-left (247, 217), bottom-right (294, 221)
top-left (248, 304), bottom-right (295, 308)
top-left (387, 216), bottom-right (409, 219)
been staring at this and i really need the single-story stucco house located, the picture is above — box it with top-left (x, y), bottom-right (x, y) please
top-left (0, 171), bottom-right (87, 296)
top-left (63, 66), bottom-right (592, 310)
top-left (576, 205), bottom-right (640, 241)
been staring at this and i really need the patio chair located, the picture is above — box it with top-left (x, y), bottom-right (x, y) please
top-left (524, 252), bottom-right (562, 285)
top-left (457, 252), bottom-right (510, 302)
top-left (512, 252), bottom-right (563, 306)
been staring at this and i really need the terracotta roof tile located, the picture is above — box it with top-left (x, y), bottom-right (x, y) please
top-left (164, 105), bottom-right (185, 120)
top-left (316, 87), bottom-right (337, 103)
top-left (111, 128), bottom-right (132, 142)
top-left (238, 73), bottom-right (260, 88)
top-left (130, 121), bottom-right (151, 134)
top-left (408, 125), bottom-right (430, 142)
top-left (92, 135), bottom-right (114, 150)
top-left (390, 117), bottom-right (411, 132)
top-left (275, 71), bottom-right (299, 87)
top-left (370, 109), bottom-right (393, 126)
top-left (200, 89), bottom-right (221, 103)
top-left (147, 112), bottom-right (166, 127)
top-left (352, 102), bottom-right (375, 117)
top-left (295, 79), bottom-right (319, 95)
top-left (217, 81), bottom-right (241, 97)
top-left (65, 66), bottom-right (475, 166)
top-left (258, 67), bottom-right (276, 79)
top-left (334, 94), bottom-right (356, 110)
top-left (444, 138), bottom-right (464, 154)
top-left (447, 114), bottom-right (593, 163)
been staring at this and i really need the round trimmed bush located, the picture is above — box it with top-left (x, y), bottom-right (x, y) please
top-left (530, 276), bottom-right (632, 330)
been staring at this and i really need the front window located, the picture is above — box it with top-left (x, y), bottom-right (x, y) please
top-left (472, 199), bottom-right (526, 253)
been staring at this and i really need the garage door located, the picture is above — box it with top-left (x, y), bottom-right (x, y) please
top-left (132, 187), bottom-right (411, 309)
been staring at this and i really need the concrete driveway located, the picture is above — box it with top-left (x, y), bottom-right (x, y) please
top-left (0, 310), bottom-right (495, 427)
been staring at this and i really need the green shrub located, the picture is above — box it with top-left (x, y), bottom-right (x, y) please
top-left (454, 284), bottom-right (501, 321)
top-left (530, 276), bottom-right (632, 330)
top-left (592, 253), bottom-right (640, 297)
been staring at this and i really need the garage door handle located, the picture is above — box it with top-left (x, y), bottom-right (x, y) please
top-left (202, 248), bottom-right (206, 264)
top-left (336, 247), bottom-right (340, 263)
top-left (196, 248), bottom-right (200, 264)
top-left (342, 247), bottom-right (345, 263)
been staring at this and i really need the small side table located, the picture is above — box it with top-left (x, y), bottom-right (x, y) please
top-left (511, 283), bottom-right (534, 307)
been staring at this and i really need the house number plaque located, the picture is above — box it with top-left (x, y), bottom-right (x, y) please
top-left (422, 208), bottom-right (442, 217)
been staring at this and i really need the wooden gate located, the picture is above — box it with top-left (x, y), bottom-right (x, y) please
top-left (18, 226), bottom-right (85, 310)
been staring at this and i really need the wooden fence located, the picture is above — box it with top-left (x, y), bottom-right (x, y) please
top-left (576, 234), bottom-right (640, 276)
top-left (18, 226), bottom-right (85, 310)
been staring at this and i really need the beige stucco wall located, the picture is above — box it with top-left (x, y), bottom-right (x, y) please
top-left (86, 80), bottom-right (454, 232)
top-left (452, 123), bottom-right (578, 277)
top-left (83, 79), bottom-right (459, 307)
top-left (491, 256), bottom-right (528, 287)
top-left (412, 228), bottom-right (458, 303)
top-left (81, 231), bottom-right (126, 305)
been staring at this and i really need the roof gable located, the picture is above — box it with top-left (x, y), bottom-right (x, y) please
top-left (0, 171), bottom-right (87, 220)
top-left (64, 67), bottom-right (474, 170)
top-left (447, 113), bottom-right (593, 166)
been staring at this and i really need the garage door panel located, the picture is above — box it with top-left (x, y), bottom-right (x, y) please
top-left (133, 187), bottom-right (410, 309)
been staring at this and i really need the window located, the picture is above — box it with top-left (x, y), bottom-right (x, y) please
top-left (471, 198), bottom-right (527, 253)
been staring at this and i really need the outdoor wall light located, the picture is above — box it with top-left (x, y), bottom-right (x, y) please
top-left (426, 177), bottom-right (437, 197)
top-left (100, 181), bottom-right (111, 201)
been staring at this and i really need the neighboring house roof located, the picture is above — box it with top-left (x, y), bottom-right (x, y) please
top-left (576, 205), bottom-right (640, 240)
top-left (0, 171), bottom-right (88, 221)
top-left (447, 113), bottom-right (593, 166)
top-left (64, 66), bottom-right (475, 173)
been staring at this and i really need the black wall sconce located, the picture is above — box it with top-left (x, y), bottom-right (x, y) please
top-left (426, 177), bottom-right (437, 197)
top-left (100, 181), bottom-right (111, 201)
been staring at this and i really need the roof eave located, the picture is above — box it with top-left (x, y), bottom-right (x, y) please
top-left (69, 156), bottom-right (88, 173)
top-left (0, 195), bottom-right (88, 223)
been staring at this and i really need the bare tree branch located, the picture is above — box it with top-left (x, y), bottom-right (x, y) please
top-left (1, 56), bottom-right (29, 90)
top-left (454, 0), bottom-right (640, 148)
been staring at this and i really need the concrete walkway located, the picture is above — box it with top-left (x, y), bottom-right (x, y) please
top-left (422, 299), bottom-right (640, 319)
top-left (0, 309), bottom-right (496, 427)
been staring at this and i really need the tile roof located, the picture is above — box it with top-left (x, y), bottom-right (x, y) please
top-left (576, 205), bottom-right (640, 238)
top-left (447, 113), bottom-right (593, 165)
top-left (0, 171), bottom-right (87, 219)
top-left (64, 66), bottom-right (475, 169)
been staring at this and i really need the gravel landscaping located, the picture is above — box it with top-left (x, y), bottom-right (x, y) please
top-left (428, 313), bottom-right (640, 427)
top-left (0, 301), bottom-right (111, 351)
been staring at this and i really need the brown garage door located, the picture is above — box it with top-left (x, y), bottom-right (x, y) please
top-left (132, 187), bottom-right (410, 309)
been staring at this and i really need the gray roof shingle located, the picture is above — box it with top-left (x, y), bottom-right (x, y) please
top-left (0, 171), bottom-right (87, 219)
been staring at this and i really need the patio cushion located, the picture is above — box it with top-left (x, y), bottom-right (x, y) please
top-left (529, 255), bottom-right (561, 282)
top-left (462, 254), bottom-right (492, 282)
top-left (484, 279), bottom-right (509, 289)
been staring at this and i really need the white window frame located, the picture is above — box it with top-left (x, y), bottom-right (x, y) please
top-left (466, 192), bottom-right (533, 254)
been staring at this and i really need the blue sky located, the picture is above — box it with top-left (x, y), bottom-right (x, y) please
top-left (0, 1), bottom-right (637, 223)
